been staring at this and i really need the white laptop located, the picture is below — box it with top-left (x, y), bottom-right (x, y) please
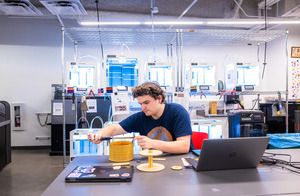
top-left (186, 137), bottom-right (270, 171)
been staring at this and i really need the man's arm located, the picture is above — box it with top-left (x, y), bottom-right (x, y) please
top-left (135, 135), bottom-right (190, 154)
top-left (87, 124), bottom-right (128, 144)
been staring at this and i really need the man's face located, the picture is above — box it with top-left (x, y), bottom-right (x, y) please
top-left (137, 95), bottom-right (162, 117)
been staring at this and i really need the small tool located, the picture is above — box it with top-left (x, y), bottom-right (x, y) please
top-left (88, 89), bottom-right (95, 99)
top-left (81, 93), bottom-right (88, 111)
top-left (99, 136), bottom-right (135, 141)
top-left (153, 158), bottom-right (166, 161)
top-left (72, 92), bottom-right (75, 110)
top-left (200, 91), bottom-right (206, 99)
top-left (112, 162), bottom-right (130, 166)
top-left (181, 158), bottom-right (192, 168)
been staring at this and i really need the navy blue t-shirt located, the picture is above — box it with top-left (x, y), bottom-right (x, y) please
top-left (119, 103), bottom-right (195, 151)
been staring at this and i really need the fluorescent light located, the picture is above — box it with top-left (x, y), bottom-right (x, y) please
top-left (269, 21), bottom-right (300, 24)
top-left (144, 21), bottom-right (204, 25)
top-left (78, 20), bottom-right (300, 26)
top-left (79, 21), bottom-right (203, 26)
top-left (207, 21), bottom-right (265, 25)
top-left (79, 21), bottom-right (141, 26)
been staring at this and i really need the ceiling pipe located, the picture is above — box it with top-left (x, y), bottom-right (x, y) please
top-left (150, 0), bottom-right (156, 62)
top-left (167, 0), bottom-right (197, 30)
top-left (233, 0), bottom-right (261, 18)
top-left (257, 0), bottom-right (281, 9)
top-left (251, 3), bottom-right (300, 31)
top-left (232, 0), bottom-right (243, 18)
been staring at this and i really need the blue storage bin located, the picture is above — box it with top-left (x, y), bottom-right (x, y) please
top-left (266, 133), bottom-right (300, 149)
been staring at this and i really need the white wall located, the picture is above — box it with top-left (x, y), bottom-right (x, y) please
top-left (0, 16), bottom-right (73, 146)
top-left (0, 16), bottom-right (299, 146)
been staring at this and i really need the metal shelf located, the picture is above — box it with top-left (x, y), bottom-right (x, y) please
top-left (65, 27), bottom-right (286, 46)
top-left (190, 91), bottom-right (287, 96)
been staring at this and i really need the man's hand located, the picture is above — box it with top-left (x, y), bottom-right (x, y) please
top-left (135, 135), bottom-right (154, 149)
top-left (87, 132), bottom-right (103, 144)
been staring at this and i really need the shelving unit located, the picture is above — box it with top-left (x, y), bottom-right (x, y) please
top-left (64, 28), bottom-right (286, 46)
top-left (190, 90), bottom-right (287, 96)
top-left (58, 22), bottom-right (288, 167)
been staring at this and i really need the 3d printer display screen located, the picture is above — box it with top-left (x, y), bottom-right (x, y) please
top-left (191, 65), bottom-right (215, 86)
top-left (69, 65), bottom-right (95, 88)
top-left (149, 66), bottom-right (172, 86)
top-left (237, 65), bottom-right (259, 86)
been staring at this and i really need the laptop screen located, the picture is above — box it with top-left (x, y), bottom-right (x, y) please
top-left (188, 137), bottom-right (270, 171)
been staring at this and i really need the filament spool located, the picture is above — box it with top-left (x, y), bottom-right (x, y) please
top-left (109, 141), bottom-right (134, 162)
top-left (137, 149), bottom-right (165, 172)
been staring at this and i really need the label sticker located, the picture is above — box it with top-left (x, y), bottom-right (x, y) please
top-left (82, 174), bottom-right (96, 178)
top-left (113, 166), bottom-right (121, 170)
top-left (121, 173), bottom-right (130, 177)
top-left (109, 174), bottom-right (120, 177)
top-left (68, 173), bottom-right (82, 177)
top-left (80, 168), bottom-right (95, 173)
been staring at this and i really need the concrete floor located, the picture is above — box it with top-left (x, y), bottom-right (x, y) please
top-left (0, 148), bottom-right (65, 196)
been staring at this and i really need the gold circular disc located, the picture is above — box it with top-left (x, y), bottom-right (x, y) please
top-left (171, 166), bottom-right (183, 171)
top-left (138, 149), bottom-right (163, 157)
top-left (136, 163), bottom-right (165, 172)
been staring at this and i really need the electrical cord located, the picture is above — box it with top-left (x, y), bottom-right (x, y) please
top-left (260, 152), bottom-right (300, 175)
top-left (251, 98), bottom-right (259, 110)
top-left (37, 113), bottom-right (50, 127)
top-left (95, 0), bottom-right (104, 68)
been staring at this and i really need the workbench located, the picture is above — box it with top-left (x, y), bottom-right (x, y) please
top-left (42, 149), bottom-right (300, 196)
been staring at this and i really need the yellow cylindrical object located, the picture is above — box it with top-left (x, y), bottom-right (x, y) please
top-left (209, 101), bottom-right (217, 114)
top-left (148, 156), bottom-right (153, 168)
top-left (109, 141), bottom-right (134, 162)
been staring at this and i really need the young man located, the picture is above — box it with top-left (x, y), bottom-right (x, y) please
top-left (87, 82), bottom-right (194, 154)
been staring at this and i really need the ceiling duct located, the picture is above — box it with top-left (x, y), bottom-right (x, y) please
top-left (257, 0), bottom-right (281, 9)
top-left (0, 0), bottom-right (42, 16)
top-left (282, 5), bottom-right (300, 17)
top-left (40, 0), bottom-right (87, 15)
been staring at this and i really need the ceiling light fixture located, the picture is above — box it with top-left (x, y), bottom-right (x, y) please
top-left (0, 0), bottom-right (42, 16)
top-left (144, 21), bottom-right (204, 25)
top-left (207, 21), bottom-right (265, 25)
top-left (79, 21), bottom-right (141, 26)
top-left (78, 21), bottom-right (204, 26)
top-left (40, 0), bottom-right (87, 15)
top-left (269, 21), bottom-right (300, 24)
top-left (78, 20), bottom-right (300, 26)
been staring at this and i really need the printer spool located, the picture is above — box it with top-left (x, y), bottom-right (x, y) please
top-left (109, 141), bottom-right (134, 162)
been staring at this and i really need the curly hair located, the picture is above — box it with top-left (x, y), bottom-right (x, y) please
top-left (132, 82), bottom-right (166, 103)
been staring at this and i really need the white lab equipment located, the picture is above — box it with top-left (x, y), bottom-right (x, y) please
top-left (67, 61), bottom-right (99, 92)
top-left (190, 62), bottom-right (217, 92)
top-left (191, 119), bottom-right (223, 139)
top-left (225, 62), bottom-right (260, 91)
top-left (111, 92), bottom-right (130, 116)
top-left (106, 55), bottom-right (138, 87)
top-left (70, 128), bottom-right (140, 161)
top-left (147, 62), bottom-right (175, 91)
